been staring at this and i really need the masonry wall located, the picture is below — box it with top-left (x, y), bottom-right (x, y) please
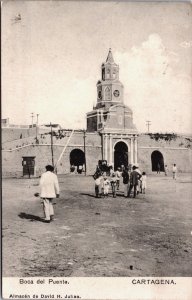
top-left (2, 131), bottom-right (102, 177)
top-left (138, 134), bottom-right (192, 173)
top-left (2, 127), bottom-right (37, 143)
top-left (2, 130), bottom-right (192, 177)
top-left (105, 107), bottom-right (135, 130)
top-left (87, 115), bottom-right (97, 132)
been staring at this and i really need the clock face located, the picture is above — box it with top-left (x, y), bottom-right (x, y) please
top-left (113, 90), bottom-right (120, 97)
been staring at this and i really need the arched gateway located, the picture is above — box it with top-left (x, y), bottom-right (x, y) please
top-left (151, 150), bottom-right (164, 172)
top-left (114, 141), bottom-right (128, 170)
top-left (70, 149), bottom-right (85, 173)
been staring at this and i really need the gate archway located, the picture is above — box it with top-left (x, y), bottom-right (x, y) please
top-left (151, 150), bottom-right (164, 172)
top-left (70, 149), bottom-right (85, 173)
top-left (114, 141), bottom-right (128, 170)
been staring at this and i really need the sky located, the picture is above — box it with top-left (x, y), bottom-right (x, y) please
top-left (2, 0), bottom-right (192, 133)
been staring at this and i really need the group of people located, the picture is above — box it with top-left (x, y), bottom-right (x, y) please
top-left (70, 164), bottom-right (84, 174)
top-left (93, 165), bottom-right (147, 199)
top-left (37, 162), bottom-right (178, 224)
top-left (158, 163), bottom-right (177, 179)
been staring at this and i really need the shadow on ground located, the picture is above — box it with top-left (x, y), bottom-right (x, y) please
top-left (80, 192), bottom-right (125, 198)
top-left (18, 212), bottom-right (44, 222)
top-left (80, 193), bottom-right (96, 198)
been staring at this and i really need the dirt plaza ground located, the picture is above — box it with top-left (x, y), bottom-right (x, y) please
top-left (2, 172), bottom-right (192, 277)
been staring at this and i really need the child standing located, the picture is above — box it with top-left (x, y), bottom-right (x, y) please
top-left (95, 174), bottom-right (103, 198)
top-left (103, 176), bottom-right (110, 197)
top-left (141, 172), bottom-right (147, 194)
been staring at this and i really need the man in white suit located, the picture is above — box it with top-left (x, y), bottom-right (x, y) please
top-left (40, 165), bottom-right (60, 223)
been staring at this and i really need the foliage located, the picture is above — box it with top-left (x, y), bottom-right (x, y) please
top-left (148, 133), bottom-right (177, 142)
top-left (185, 137), bottom-right (192, 143)
top-left (40, 130), bottom-right (67, 140)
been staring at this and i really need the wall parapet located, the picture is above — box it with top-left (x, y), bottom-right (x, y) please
top-left (2, 143), bottom-right (102, 152)
top-left (139, 146), bottom-right (190, 150)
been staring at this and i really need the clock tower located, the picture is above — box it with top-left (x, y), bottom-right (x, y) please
top-left (96, 48), bottom-right (124, 109)
top-left (86, 49), bottom-right (138, 170)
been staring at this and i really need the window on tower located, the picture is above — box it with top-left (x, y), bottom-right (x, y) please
top-left (105, 87), bottom-right (111, 100)
top-left (102, 69), bottom-right (105, 80)
top-left (106, 69), bottom-right (110, 79)
top-left (98, 90), bottom-right (102, 100)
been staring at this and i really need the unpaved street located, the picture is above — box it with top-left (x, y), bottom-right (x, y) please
top-left (2, 173), bottom-right (192, 277)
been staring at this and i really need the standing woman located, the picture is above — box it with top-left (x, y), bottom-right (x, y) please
top-left (122, 167), bottom-right (129, 197)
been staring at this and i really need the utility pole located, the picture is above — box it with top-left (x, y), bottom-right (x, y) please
top-left (101, 133), bottom-right (104, 160)
top-left (83, 130), bottom-right (87, 176)
top-left (36, 114), bottom-right (39, 126)
top-left (36, 114), bottom-right (39, 140)
top-left (50, 122), bottom-right (54, 167)
top-left (146, 120), bottom-right (151, 133)
top-left (31, 113), bottom-right (34, 127)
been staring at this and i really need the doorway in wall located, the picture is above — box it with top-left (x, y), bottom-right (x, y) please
top-left (70, 149), bottom-right (85, 174)
top-left (151, 150), bottom-right (164, 172)
top-left (22, 156), bottom-right (35, 177)
top-left (114, 142), bottom-right (128, 170)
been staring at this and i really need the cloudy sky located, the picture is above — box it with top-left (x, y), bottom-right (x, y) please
top-left (2, 1), bottom-right (192, 133)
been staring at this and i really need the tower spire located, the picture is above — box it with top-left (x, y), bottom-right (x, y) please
top-left (106, 48), bottom-right (114, 63)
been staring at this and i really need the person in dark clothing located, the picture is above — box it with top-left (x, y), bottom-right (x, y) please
top-left (122, 168), bottom-right (129, 197)
top-left (157, 163), bottom-right (161, 174)
top-left (96, 165), bottom-right (101, 173)
top-left (127, 166), bottom-right (142, 198)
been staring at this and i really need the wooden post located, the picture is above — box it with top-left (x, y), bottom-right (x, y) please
top-left (83, 130), bottom-right (87, 176)
top-left (50, 122), bottom-right (54, 167)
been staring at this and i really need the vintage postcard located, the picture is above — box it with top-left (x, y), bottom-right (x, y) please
top-left (1, 0), bottom-right (192, 299)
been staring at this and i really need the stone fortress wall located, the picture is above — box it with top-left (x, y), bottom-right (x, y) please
top-left (2, 127), bottom-right (37, 143)
top-left (138, 133), bottom-right (192, 174)
top-left (2, 129), bottom-right (102, 177)
top-left (2, 128), bottom-right (192, 177)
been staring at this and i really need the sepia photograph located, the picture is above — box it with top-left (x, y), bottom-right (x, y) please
top-left (2, 0), bottom-right (192, 299)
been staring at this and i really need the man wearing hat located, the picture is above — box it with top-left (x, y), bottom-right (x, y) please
top-left (127, 165), bottom-right (141, 198)
top-left (40, 165), bottom-right (60, 223)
